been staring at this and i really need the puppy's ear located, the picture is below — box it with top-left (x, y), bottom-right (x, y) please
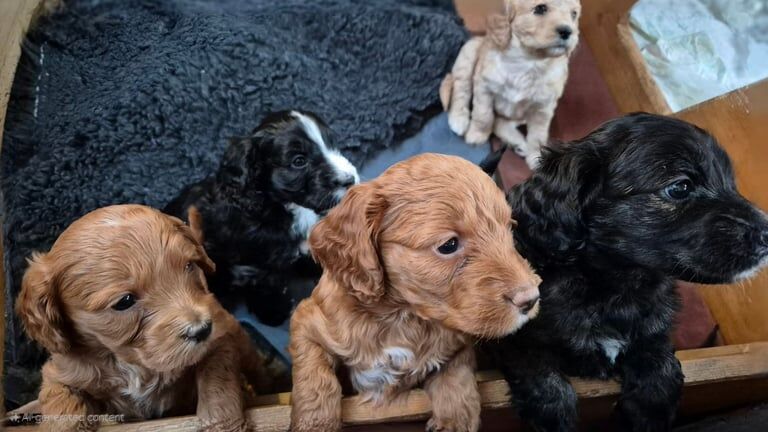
top-left (512, 142), bottom-right (602, 262)
top-left (16, 253), bottom-right (70, 354)
top-left (487, 12), bottom-right (513, 48)
top-left (186, 205), bottom-right (205, 245)
top-left (309, 183), bottom-right (387, 304)
top-left (172, 213), bottom-right (216, 275)
top-left (216, 137), bottom-right (259, 189)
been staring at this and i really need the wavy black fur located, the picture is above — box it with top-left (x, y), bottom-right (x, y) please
top-left (484, 113), bottom-right (768, 431)
top-left (165, 110), bottom-right (358, 326)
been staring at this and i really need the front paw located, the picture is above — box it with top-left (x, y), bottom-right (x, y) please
top-left (426, 416), bottom-right (479, 432)
top-left (464, 125), bottom-right (490, 146)
top-left (525, 150), bottom-right (542, 169)
top-left (448, 110), bottom-right (470, 136)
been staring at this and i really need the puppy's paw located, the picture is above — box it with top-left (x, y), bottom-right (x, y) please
top-left (525, 151), bottom-right (542, 170)
top-left (464, 126), bottom-right (490, 146)
top-left (448, 111), bottom-right (470, 136)
top-left (426, 416), bottom-right (478, 432)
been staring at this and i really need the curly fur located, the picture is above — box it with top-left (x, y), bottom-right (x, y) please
top-left (483, 113), bottom-right (768, 432)
top-left (165, 111), bottom-right (358, 326)
top-left (289, 154), bottom-right (541, 432)
top-left (15, 205), bottom-right (272, 431)
top-left (442, 0), bottom-right (580, 168)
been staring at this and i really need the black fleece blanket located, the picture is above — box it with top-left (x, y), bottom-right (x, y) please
top-left (1, 0), bottom-right (465, 406)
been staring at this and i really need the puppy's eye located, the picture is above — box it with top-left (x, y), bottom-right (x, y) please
top-left (437, 237), bottom-right (460, 255)
top-left (185, 261), bottom-right (195, 273)
top-left (665, 179), bottom-right (694, 200)
top-left (572, 10), bottom-right (578, 20)
top-left (533, 4), bottom-right (548, 15)
top-left (112, 294), bottom-right (137, 311)
top-left (291, 155), bottom-right (308, 169)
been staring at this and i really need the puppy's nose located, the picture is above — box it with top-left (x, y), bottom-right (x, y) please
top-left (184, 320), bottom-right (213, 343)
top-left (557, 26), bottom-right (573, 40)
top-left (337, 174), bottom-right (356, 188)
top-left (508, 289), bottom-right (540, 314)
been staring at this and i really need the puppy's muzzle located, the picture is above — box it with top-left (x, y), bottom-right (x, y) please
top-left (183, 320), bottom-right (213, 343)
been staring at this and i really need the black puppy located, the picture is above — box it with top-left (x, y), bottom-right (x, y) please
top-left (165, 110), bottom-right (359, 325)
top-left (484, 113), bottom-right (768, 431)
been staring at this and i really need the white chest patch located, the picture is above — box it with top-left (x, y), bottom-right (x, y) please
top-left (597, 338), bottom-right (627, 364)
top-left (350, 347), bottom-right (415, 400)
top-left (116, 362), bottom-right (166, 417)
top-left (287, 203), bottom-right (319, 236)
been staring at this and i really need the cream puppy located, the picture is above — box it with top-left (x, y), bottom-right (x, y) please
top-left (441, 0), bottom-right (580, 168)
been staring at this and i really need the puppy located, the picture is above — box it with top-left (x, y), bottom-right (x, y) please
top-left (289, 154), bottom-right (541, 432)
top-left (16, 205), bottom-right (268, 431)
top-left (165, 110), bottom-right (359, 325)
top-left (441, 0), bottom-right (580, 168)
top-left (483, 114), bottom-right (768, 431)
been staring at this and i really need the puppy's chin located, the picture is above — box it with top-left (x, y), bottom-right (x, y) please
top-left (732, 255), bottom-right (768, 283)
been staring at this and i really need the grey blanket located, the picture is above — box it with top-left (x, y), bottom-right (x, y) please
top-left (1, 0), bottom-right (465, 407)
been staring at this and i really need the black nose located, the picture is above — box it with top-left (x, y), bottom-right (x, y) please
top-left (557, 26), bottom-right (573, 40)
top-left (185, 320), bottom-right (212, 343)
top-left (519, 296), bottom-right (539, 314)
top-left (338, 175), bottom-right (356, 188)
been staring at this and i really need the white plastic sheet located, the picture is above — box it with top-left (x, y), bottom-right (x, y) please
top-left (630, 0), bottom-right (768, 112)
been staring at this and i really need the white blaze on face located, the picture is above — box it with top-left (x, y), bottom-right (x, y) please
top-left (291, 111), bottom-right (360, 195)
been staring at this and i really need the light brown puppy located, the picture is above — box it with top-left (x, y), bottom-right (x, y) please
top-left (441, 0), bottom-right (581, 168)
top-left (16, 204), bottom-right (266, 431)
top-left (289, 154), bottom-right (541, 432)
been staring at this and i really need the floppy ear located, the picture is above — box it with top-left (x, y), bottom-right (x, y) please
top-left (487, 11), bottom-right (514, 48)
top-left (216, 137), bottom-right (258, 190)
top-left (510, 141), bottom-right (602, 263)
top-left (174, 211), bottom-right (216, 275)
top-left (16, 253), bottom-right (71, 354)
top-left (309, 183), bottom-right (388, 304)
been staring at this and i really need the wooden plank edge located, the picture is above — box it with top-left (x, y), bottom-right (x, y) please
top-left (7, 342), bottom-right (768, 431)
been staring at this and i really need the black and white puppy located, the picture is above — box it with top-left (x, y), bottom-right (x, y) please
top-left (165, 110), bottom-right (359, 326)
top-left (484, 113), bottom-right (768, 432)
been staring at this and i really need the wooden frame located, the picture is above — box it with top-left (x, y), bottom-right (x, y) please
top-left (3, 0), bottom-right (768, 430)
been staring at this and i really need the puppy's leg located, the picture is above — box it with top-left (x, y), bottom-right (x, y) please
top-left (423, 346), bottom-right (481, 432)
top-left (39, 377), bottom-right (96, 432)
top-left (447, 38), bottom-right (483, 136)
top-left (616, 335), bottom-right (683, 432)
top-left (494, 345), bottom-right (577, 432)
top-left (524, 108), bottom-right (554, 169)
top-left (196, 335), bottom-right (249, 432)
top-left (493, 118), bottom-right (527, 155)
top-left (289, 324), bottom-right (342, 432)
top-left (464, 83), bottom-right (495, 145)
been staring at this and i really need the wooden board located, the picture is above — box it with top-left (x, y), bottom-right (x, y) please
top-left (7, 342), bottom-right (768, 431)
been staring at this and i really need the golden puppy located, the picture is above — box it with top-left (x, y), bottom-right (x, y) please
top-left (16, 205), bottom-right (266, 431)
top-left (289, 154), bottom-right (541, 432)
top-left (441, 0), bottom-right (581, 168)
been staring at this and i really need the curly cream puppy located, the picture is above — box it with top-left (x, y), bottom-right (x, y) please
top-left (289, 154), bottom-right (541, 432)
top-left (16, 205), bottom-right (269, 432)
top-left (441, 0), bottom-right (581, 168)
